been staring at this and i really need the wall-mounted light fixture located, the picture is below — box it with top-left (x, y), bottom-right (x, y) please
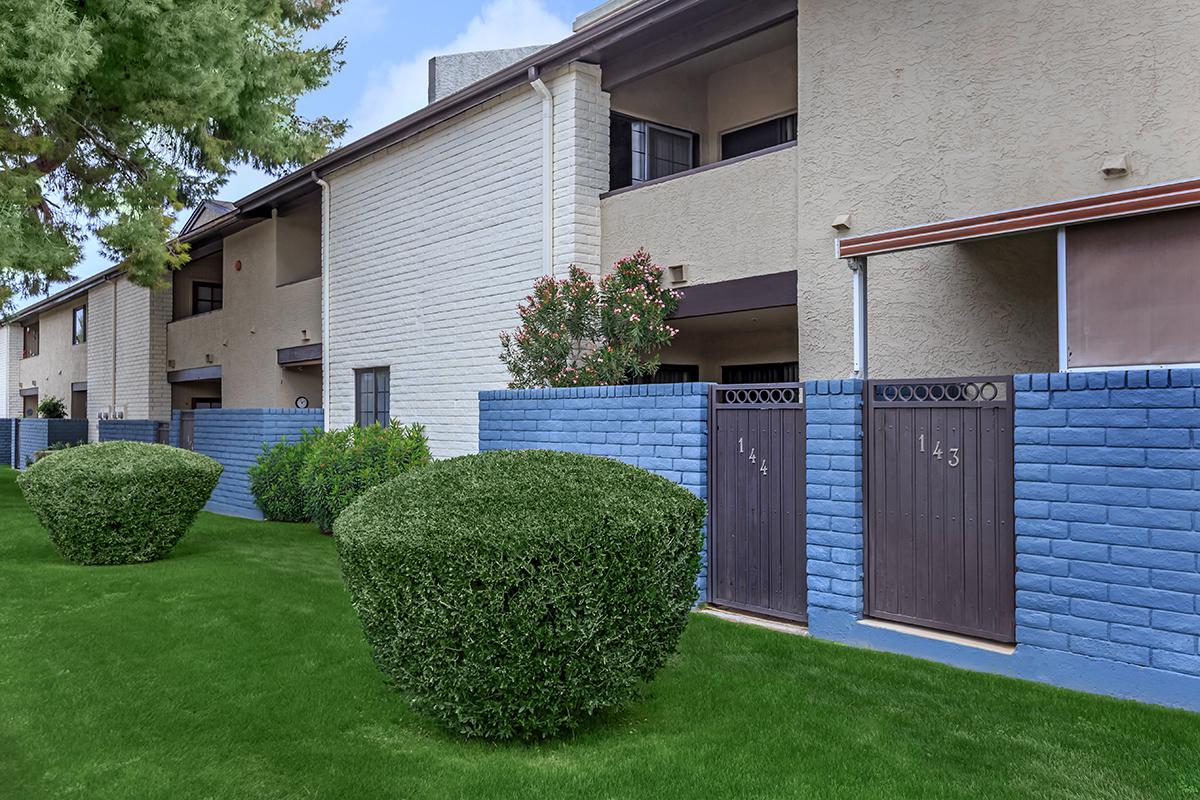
top-left (831, 213), bottom-right (853, 231)
top-left (667, 264), bottom-right (688, 284)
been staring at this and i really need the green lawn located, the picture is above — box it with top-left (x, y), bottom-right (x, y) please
top-left (1, 468), bottom-right (1197, 799)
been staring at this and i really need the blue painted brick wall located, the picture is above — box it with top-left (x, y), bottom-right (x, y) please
top-left (17, 419), bottom-right (88, 469)
top-left (98, 419), bottom-right (161, 444)
top-left (479, 383), bottom-right (711, 597)
top-left (0, 419), bottom-right (16, 468)
top-left (191, 408), bottom-right (324, 519)
top-left (803, 379), bottom-right (865, 615)
top-left (1015, 369), bottom-right (1200, 678)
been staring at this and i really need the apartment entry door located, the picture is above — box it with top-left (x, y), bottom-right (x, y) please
top-left (707, 384), bottom-right (807, 622)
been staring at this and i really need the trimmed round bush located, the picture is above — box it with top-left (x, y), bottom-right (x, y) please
top-left (249, 428), bottom-right (320, 522)
top-left (299, 422), bottom-right (430, 533)
top-left (17, 441), bottom-right (223, 566)
top-left (335, 450), bottom-right (706, 740)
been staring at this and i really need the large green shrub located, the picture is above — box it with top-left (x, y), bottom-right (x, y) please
top-left (299, 422), bottom-right (430, 533)
top-left (17, 441), bottom-right (222, 565)
top-left (249, 428), bottom-right (321, 522)
top-left (335, 450), bottom-right (706, 740)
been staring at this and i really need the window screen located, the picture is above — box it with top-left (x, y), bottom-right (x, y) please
top-left (355, 367), bottom-right (391, 427)
top-left (721, 114), bottom-right (798, 161)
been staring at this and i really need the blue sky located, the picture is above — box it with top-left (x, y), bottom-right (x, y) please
top-left (36, 0), bottom-right (598, 308)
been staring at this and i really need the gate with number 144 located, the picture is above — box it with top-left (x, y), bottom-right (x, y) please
top-left (707, 384), bottom-right (808, 622)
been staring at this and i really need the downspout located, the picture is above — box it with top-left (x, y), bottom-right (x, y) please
top-left (312, 172), bottom-right (331, 431)
top-left (111, 281), bottom-right (118, 417)
top-left (528, 67), bottom-right (555, 277)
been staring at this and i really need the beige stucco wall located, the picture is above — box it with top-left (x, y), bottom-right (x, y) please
top-left (166, 216), bottom-right (323, 409)
top-left (601, 145), bottom-right (797, 284)
top-left (663, 306), bottom-right (799, 382)
top-left (15, 302), bottom-right (88, 416)
top-left (609, 39), bottom-right (797, 168)
top-left (796, 0), bottom-right (1200, 379)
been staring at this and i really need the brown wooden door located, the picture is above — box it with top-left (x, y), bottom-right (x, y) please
top-left (708, 385), bottom-right (807, 622)
top-left (865, 378), bottom-right (1016, 643)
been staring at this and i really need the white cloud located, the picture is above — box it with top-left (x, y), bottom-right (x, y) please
top-left (352, 0), bottom-right (572, 134)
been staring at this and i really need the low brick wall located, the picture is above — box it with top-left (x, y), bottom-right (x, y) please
top-left (0, 419), bottom-right (16, 468)
top-left (172, 408), bottom-right (324, 519)
top-left (17, 419), bottom-right (88, 469)
top-left (98, 419), bottom-right (163, 444)
top-left (1013, 369), bottom-right (1200, 687)
top-left (479, 383), bottom-right (711, 597)
top-left (803, 380), bottom-right (866, 621)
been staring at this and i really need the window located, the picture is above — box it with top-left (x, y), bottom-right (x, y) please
top-left (721, 114), bottom-right (798, 161)
top-left (22, 322), bottom-right (38, 358)
top-left (191, 398), bottom-right (222, 410)
top-left (192, 282), bottom-right (223, 315)
top-left (631, 364), bottom-right (700, 384)
top-left (610, 113), bottom-right (698, 191)
top-left (355, 367), bottom-right (391, 427)
top-left (72, 306), bottom-right (86, 345)
top-left (722, 362), bottom-right (799, 384)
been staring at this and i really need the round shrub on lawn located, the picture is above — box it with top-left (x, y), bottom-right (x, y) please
top-left (335, 449), bottom-right (706, 740)
top-left (299, 422), bottom-right (431, 533)
top-left (17, 441), bottom-right (223, 566)
top-left (249, 428), bottom-right (320, 522)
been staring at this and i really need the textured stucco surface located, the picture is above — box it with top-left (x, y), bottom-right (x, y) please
top-left (428, 46), bottom-right (548, 104)
top-left (14, 302), bottom-right (87, 415)
top-left (601, 146), bottom-right (798, 284)
top-left (166, 216), bottom-right (323, 410)
top-left (796, 0), bottom-right (1200, 379)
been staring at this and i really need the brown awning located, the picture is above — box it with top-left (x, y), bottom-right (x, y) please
top-left (836, 178), bottom-right (1200, 259)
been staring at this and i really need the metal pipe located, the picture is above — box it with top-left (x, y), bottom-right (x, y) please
top-left (1057, 226), bottom-right (1068, 372)
top-left (849, 256), bottom-right (868, 379)
top-left (312, 172), bottom-right (332, 430)
top-left (529, 68), bottom-right (555, 277)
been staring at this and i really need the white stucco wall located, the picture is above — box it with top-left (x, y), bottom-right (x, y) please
top-left (797, 0), bottom-right (1200, 379)
top-left (326, 64), bottom-right (609, 456)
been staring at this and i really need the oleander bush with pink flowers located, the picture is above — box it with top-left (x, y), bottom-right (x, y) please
top-left (499, 250), bottom-right (681, 388)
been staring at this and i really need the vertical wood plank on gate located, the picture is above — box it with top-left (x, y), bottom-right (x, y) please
top-left (998, 391), bottom-right (1017, 639)
top-left (898, 407), bottom-right (915, 619)
top-left (930, 409), bottom-right (947, 626)
top-left (769, 408), bottom-right (783, 614)
top-left (915, 406), bottom-right (931, 623)
top-left (945, 408), bottom-right (964, 630)
top-left (737, 408), bottom-right (750, 607)
top-left (962, 406), bottom-right (980, 632)
top-left (980, 405), bottom-right (999, 636)
top-left (757, 406), bottom-right (772, 610)
top-left (796, 406), bottom-right (808, 618)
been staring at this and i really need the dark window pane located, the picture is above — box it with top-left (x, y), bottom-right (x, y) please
top-left (609, 115), bottom-right (634, 191)
top-left (721, 114), bottom-right (798, 161)
top-left (630, 364), bottom-right (700, 384)
top-left (721, 362), bottom-right (799, 384)
top-left (647, 127), bottom-right (693, 180)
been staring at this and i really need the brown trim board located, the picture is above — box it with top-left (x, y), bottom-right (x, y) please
top-left (278, 343), bottom-right (323, 366)
top-left (168, 365), bottom-right (222, 384)
top-left (671, 271), bottom-right (797, 319)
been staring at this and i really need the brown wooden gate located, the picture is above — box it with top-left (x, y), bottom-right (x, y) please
top-left (865, 377), bottom-right (1016, 643)
top-left (708, 384), bottom-right (807, 622)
